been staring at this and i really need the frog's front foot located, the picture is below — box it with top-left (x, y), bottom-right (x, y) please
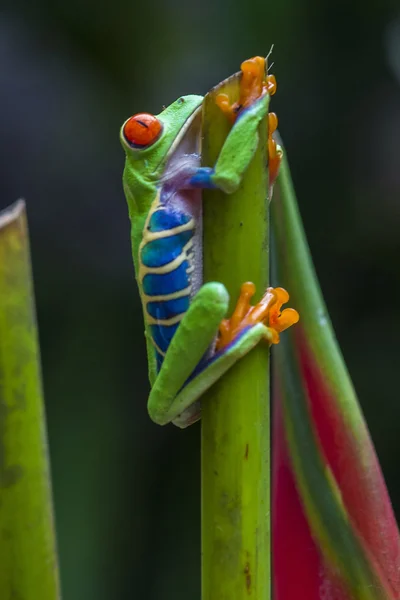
top-left (216, 55), bottom-right (283, 186)
top-left (216, 56), bottom-right (272, 121)
top-left (268, 112), bottom-right (283, 187)
top-left (216, 282), bottom-right (299, 350)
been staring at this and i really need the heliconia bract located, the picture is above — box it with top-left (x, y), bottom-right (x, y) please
top-left (271, 154), bottom-right (400, 600)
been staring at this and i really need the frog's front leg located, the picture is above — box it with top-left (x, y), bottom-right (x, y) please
top-left (165, 57), bottom-right (277, 197)
top-left (162, 64), bottom-right (270, 198)
top-left (148, 282), bottom-right (299, 428)
top-left (216, 57), bottom-right (283, 192)
top-left (189, 91), bottom-right (269, 194)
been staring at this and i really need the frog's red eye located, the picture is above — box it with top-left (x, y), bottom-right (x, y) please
top-left (123, 113), bottom-right (162, 147)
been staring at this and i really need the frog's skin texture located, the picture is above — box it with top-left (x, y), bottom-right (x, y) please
top-left (120, 58), bottom-right (297, 427)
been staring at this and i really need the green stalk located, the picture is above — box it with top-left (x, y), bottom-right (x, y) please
top-left (201, 73), bottom-right (270, 599)
top-left (0, 201), bottom-right (61, 600)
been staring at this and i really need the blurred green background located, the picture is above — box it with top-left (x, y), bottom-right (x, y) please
top-left (1, 0), bottom-right (400, 598)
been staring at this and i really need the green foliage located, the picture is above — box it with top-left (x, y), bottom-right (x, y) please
top-left (0, 202), bottom-right (60, 600)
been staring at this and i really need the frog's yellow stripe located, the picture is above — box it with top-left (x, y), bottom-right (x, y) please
top-left (138, 240), bottom-right (193, 282)
top-left (139, 192), bottom-right (194, 244)
top-left (148, 336), bottom-right (166, 357)
top-left (141, 219), bottom-right (195, 243)
top-left (145, 312), bottom-right (186, 326)
top-left (141, 286), bottom-right (191, 303)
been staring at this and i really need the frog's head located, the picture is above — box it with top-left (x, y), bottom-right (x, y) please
top-left (121, 95), bottom-right (203, 207)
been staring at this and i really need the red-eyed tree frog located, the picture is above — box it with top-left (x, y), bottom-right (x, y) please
top-left (120, 57), bottom-right (299, 428)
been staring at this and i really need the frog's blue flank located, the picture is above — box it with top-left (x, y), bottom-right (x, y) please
top-left (138, 190), bottom-right (195, 370)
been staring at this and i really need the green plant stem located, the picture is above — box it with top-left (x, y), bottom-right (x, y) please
top-left (0, 201), bottom-right (61, 599)
top-left (201, 73), bottom-right (270, 599)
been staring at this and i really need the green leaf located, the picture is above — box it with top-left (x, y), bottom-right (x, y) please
top-left (271, 152), bottom-right (400, 599)
top-left (0, 201), bottom-right (61, 600)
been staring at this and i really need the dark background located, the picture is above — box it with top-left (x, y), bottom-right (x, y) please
top-left (1, 1), bottom-right (399, 598)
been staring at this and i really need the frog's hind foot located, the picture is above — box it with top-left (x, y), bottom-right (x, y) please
top-left (216, 282), bottom-right (299, 350)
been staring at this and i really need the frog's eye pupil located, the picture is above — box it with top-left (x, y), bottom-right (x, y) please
top-left (123, 113), bottom-right (162, 147)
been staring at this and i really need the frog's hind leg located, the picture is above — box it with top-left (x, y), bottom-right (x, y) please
top-left (147, 282), bottom-right (229, 426)
top-left (170, 283), bottom-right (299, 428)
top-left (148, 281), bottom-right (299, 428)
top-left (171, 321), bottom-right (274, 428)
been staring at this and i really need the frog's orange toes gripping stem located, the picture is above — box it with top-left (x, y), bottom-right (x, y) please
top-left (268, 287), bottom-right (300, 338)
top-left (216, 283), bottom-right (299, 350)
top-left (268, 112), bottom-right (283, 187)
top-left (216, 56), bottom-right (268, 122)
top-left (266, 73), bottom-right (277, 96)
top-left (215, 93), bottom-right (235, 121)
top-left (215, 56), bottom-right (283, 185)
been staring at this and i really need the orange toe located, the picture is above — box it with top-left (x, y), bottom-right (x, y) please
top-left (216, 284), bottom-right (299, 350)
